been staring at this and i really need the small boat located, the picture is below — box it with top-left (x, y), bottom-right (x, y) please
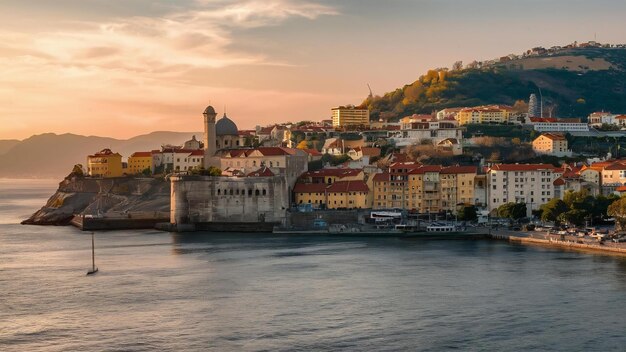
top-left (86, 232), bottom-right (98, 275)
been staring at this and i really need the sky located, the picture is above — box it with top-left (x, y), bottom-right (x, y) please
top-left (1, 0), bottom-right (626, 140)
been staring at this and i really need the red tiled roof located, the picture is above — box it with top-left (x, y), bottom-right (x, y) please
top-left (189, 150), bottom-right (204, 156)
top-left (616, 186), bottom-right (626, 192)
top-left (440, 165), bottom-right (477, 174)
top-left (130, 151), bottom-right (152, 158)
top-left (390, 162), bottom-right (422, 170)
top-left (603, 161), bottom-right (626, 170)
top-left (373, 172), bottom-right (390, 182)
top-left (326, 181), bottom-right (369, 193)
top-left (538, 133), bottom-right (566, 141)
top-left (302, 168), bottom-right (363, 178)
top-left (615, 115), bottom-right (626, 119)
top-left (303, 149), bottom-right (322, 156)
top-left (247, 167), bottom-right (274, 177)
top-left (553, 177), bottom-right (566, 186)
top-left (351, 147), bottom-right (381, 157)
top-left (409, 165), bottom-right (443, 174)
top-left (293, 183), bottom-right (328, 193)
top-left (490, 164), bottom-right (556, 171)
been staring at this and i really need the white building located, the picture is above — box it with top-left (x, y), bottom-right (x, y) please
top-left (527, 118), bottom-right (589, 132)
top-left (390, 115), bottom-right (464, 147)
top-left (487, 164), bottom-right (558, 216)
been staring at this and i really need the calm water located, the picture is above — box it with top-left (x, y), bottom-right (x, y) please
top-left (1, 179), bottom-right (625, 351)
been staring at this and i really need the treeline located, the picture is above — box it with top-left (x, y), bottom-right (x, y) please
top-left (360, 49), bottom-right (626, 122)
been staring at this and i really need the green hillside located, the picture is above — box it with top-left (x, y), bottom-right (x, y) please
top-left (362, 47), bottom-right (626, 121)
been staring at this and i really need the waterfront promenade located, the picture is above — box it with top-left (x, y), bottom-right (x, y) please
top-left (489, 229), bottom-right (626, 256)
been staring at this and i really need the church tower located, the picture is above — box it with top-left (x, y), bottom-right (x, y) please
top-left (203, 105), bottom-right (218, 168)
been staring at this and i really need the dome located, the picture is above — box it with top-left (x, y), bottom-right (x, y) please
top-left (216, 114), bottom-right (239, 136)
top-left (203, 105), bottom-right (216, 115)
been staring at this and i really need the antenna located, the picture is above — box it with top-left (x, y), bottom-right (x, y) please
top-left (367, 84), bottom-right (373, 98)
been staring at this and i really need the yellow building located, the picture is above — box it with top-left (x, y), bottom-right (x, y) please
top-left (407, 166), bottom-right (443, 213)
top-left (127, 151), bottom-right (153, 175)
top-left (532, 133), bottom-right (569, 156)
top-left (87, 148), bottom-right (123, 178)
top-left (326, 181), bottom-right (370, 209)
top-left (294, 180), bottom-right (371, 209)
top-left (294, 183), bottom-right (328, 208)
top-left (456, 105), bottom-right (512, 125)
top-left (331, 106), bottom-right (370, 128)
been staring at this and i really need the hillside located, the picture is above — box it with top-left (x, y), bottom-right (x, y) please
top-left (0, 131), bottom-right (202, 178)
top-left (362, 47), bottom-right (626, 121)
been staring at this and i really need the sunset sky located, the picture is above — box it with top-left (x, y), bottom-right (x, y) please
top-left (2, 0), bottom-right (626, 140)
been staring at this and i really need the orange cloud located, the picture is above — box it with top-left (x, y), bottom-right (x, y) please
top-left (0, 0), bottom-right (339, 139)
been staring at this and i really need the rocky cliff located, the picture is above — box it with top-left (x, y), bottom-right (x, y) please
top-left (22, 175), bottom-right (171, 226)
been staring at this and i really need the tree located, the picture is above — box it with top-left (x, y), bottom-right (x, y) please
top-left (70, 164), bottom-right (84, 177)
top-left (497, 202), bottom-right (526, 220)
top-left (512, 99), bottom-right (529, 114)
top-left (608, 197), bottom-right (626, 230)
top-left (540, 198), bottom-right (568, 224)
top-left (296, 140), bottom-right (309, 149)
top-left (207, 166), bottom-right (222, 176)
top-left (141, 168), bottom-right (152, 176)
top-left (559, 209), bottom-right (587, 227)
top-left (457, 205), bottom-right (478, 221)
top-left (452, 61), bottom-right (463, 71)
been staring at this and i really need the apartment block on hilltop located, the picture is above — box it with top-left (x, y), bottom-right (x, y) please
top-left (456, 105), bottom-right (513, 125)
top-left (331, 106), bottom-right (370, 128)
top-left (527, 117), bottom-right (589, 132)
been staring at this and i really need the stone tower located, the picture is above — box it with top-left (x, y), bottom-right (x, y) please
top-left (203, 105), bottom-right (218, 168)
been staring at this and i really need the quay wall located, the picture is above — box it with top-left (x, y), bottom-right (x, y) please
top-left (489, 233), bottom-right (626, 256)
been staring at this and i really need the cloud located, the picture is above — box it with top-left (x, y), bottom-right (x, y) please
top-left (0, 0), bottom-right (339, 139)
top-left (2, 0), bottom-right (337, 73)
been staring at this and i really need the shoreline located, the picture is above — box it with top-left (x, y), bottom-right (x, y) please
top-left (488, 232), bottom-right (626, 257)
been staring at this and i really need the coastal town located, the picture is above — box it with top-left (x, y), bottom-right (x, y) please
top-left (76, 94), bottom-right (626, 251)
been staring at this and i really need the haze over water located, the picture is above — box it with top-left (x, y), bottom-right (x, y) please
top-left (1, 179), bottom-right (625, 351)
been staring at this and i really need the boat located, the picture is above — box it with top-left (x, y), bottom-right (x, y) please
top-left (86, 232), bottom-right (98, 275)
top-left (426, 223), bottom-right (458, 232)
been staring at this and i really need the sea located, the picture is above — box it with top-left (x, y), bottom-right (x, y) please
top-left (0, 179), bottom-right (625, 351)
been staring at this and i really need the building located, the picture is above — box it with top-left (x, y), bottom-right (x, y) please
top-left (183, 135), bottom-right (203, 150)
top-left (127, 152), bottom-right (153, 175)
top-left (390, 115), bottom-right (464, 147)
top-left (487, 164), bottom-right (557, 216)
top-left (346, 147), bottom-right (381, 161)
top-left (436, 107), bottom-right (464, 121)
top-left (293, 180), bottom-right (370, 209)
top-left (326, 181), bottom-right (370, 209)
top-left (456, 105), bottom-right (513, 125)
top-left (331, 106), bottom-right (370, 128)
top-left (532, 133), bottom-right (571, 157)
top-left (218, 147), bottom-right (308, 188)
top-left (87, 148), bottom-right (124, 178)
top-left (170, 174), bottom-right (289, 229)
top-left (294, 183), bottom-right (328, 208)
top-left (527, 118), bottom-right (589, 132)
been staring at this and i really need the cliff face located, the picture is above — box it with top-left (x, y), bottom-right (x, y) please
top-left (22, 175), bottom-right (171, 225)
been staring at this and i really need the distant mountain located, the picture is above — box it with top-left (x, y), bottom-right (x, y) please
top-left (362, 46), bottom-right (626, 121)
top-left (0, 131), bottom-right (202, 178)
top-left (0, 139), bottom-right (20, 155)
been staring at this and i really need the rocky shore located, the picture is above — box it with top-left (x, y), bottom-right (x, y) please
top-left (22, 174), bottom-right (170, 226)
